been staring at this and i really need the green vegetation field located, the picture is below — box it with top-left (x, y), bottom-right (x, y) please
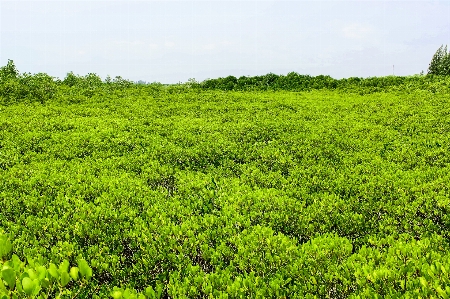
top-left (1, 63), bottom-right (450, 298)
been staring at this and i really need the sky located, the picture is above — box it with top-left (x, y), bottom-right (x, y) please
top-left (1, 0), bottom-right (450, 84)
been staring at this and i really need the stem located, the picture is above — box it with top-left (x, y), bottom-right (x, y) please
top-left (70, 281), bottom-right (85, 299)
top-left (403, 255), bottom-right (407, 293)
top-left (45, 281), bottom-right (54, 299)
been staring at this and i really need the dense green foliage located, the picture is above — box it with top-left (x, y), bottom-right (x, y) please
top-left (0, 61), bottom-right (135, 106)
top-left (428, 45), bottom-right (450, 76)
top-left (3, 59), bottom-right (450, 107)
top-left (195, 72), bottom-right (450, 94)
top-left (1, 234), bottom-right (162, 299)
top-left (0, 60), bottom-right (57, 105)
top-left (1, 235), bottom-right (93, 299)
top-left (1, 61), bottom-right (450, 297)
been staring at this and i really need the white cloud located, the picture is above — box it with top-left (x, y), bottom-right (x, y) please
top-left (342, 24), bottom-right (373, 39)
top-left (164, 41), bottom-right (175, 48)
top-left (202, 43), bottom-right (216, 51)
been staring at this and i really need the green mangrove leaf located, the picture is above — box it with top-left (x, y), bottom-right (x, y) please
top-left (78, 259), bottom-right (92, 281)
top-left (22, 277), bottom-right (35, 295)
top-left (1, 266), bottom-right (15, 289)
top-left (41, 277), bottom-right (50, 289)
top-left (69, 267), bottom-right (79, 280)
top-left (111, 290), bottom-right (123, 299)
top-left (36, 266), bottom-right (47, 280)
top-left (145, 286), bottom-right (156, 298)
top-left (60, 271), bottom-right (70, 287)
top-left (27, 268), bottom-right (38, 280)
top-left (0, 278), bottom-right (7, 293)
top-left (122, 288), bottom-right (132, 299)
top-left (59, 260), bottom-right (70, 273)
top-left (48, 263), bottom-right (59, 279)
top-left (11, 255), bottom-right (22, 272)
top-left (0, 236), bottom-right (12, 260)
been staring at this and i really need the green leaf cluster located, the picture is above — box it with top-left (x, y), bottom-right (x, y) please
top-left (0, 242), bottom-right (93, 299)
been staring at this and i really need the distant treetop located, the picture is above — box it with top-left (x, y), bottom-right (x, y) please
top-left (428, 45), bottom-right (450, 75)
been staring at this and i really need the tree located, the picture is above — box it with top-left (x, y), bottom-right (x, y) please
top-left (0, 59), bottom-right (19, 82)
top-left (428, 45), bottom-right (450, 75)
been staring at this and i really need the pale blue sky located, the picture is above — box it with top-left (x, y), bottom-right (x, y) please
top-left (1, 1), bottom-right (449, 83)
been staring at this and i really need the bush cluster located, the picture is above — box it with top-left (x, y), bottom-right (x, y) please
top-left (0, 60), bottom-right (57, 104)
top-left (0, 61), bottom-right (139, 105)
top-left (195, 72), bottom-right (450, 94)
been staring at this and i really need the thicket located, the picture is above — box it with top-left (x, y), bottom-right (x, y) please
top-left (194, 72), bottom-right (450, 94)
top-left (0, 60), bottom-right (57, 105)
top-left (0, 60), bottom-right (138, 106)
top-left (1, 72), bottom-right (450, 298)
top-left (2, 60), bottom-right (450, 108)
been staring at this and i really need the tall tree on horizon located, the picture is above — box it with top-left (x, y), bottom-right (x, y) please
top-left (428, 45), bottom-right (450, 75)
top-left (0, 59), bottom-right (19, 82)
